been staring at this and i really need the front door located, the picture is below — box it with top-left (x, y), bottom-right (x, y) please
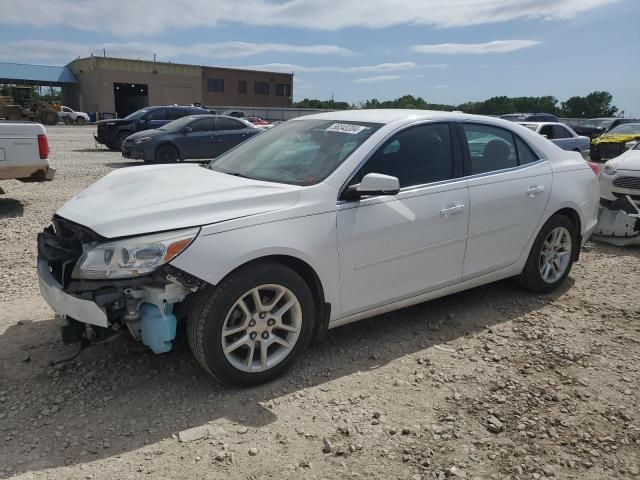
top-left (215, 117), bottom-right (253, 156)
top-left (337, 122), bottom-right (469, 317)
top-left (460, 122), bottom-right (552, 279)
top-left (173, 117), bottom-right (215, 159)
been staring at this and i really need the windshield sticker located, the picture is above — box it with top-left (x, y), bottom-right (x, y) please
top-left (326, 123), bottom-right (368, 134)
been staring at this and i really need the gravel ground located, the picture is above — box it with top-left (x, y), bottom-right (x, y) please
top-left (1, 125), bottom-right (639, 480)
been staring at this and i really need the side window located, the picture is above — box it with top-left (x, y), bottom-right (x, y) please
top-left (462, 123), bottom-right (518, 174)
top-left (145, 108), bottom-right (166, 120)
top-left (165, 108), bottom-right (186, 120)
top-left (515, 136), bottom-right (540, 164)
top-left (357, 123), bottom-right (454, 188)
top-left (189, 118), bottom-right (215, 132)
top-left (539, 125), bottom-right (554, 139)
top-left (238, 80), bottom-right (247, 94)
top-left (553, 125), bottom-right (572, 139)
top-left (217, 118), bottom-right (245, 131)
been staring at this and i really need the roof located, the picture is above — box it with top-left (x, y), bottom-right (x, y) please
top-left (0, 62), bottom-right (78, 85)
top-left (289, 108), bottom-right (509, 125)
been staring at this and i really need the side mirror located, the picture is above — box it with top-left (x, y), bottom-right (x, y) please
top-left (343, 173), bottom-right (400, 201)
top-left (183, 126), bottom-right (193, 133)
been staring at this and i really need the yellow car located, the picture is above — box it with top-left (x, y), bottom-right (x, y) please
top-left (591, 123), bottom-right (640, 161)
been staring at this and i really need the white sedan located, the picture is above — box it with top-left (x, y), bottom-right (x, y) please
top-left (600, 143), bottom-right (640, 204)
top-left (37, 110), bottom-right (599, 385)
top-left (520, 122), bottom-right (591, 159)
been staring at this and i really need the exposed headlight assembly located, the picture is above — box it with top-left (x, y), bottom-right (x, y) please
top-left (134, 136), bottom-right (153, 144)
top-left (602, 162), bottom-right (617, 176)
top-left (72, 228), bottom-right (199, 279)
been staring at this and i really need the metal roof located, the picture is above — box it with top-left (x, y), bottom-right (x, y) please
top-left (0, 62), bottom-right (78, 85)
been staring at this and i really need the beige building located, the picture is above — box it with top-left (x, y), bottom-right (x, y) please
top-left (65, 56), bottom-right (293, 118)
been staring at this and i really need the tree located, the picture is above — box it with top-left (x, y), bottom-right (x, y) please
top-left (293, 98), bottom-right (351, 109)
top-left (561, 91), bottom-right (618, 118)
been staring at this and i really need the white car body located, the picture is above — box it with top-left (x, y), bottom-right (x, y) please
top-left (520, 122), bottom-right (591, 159)
top-left (0, 121), bottom-right (55, 183)
top-left (59, 106), bottom-right (90, 124)
top-left (37, 110), bottom-right (599, 381)
top-left (599, 146), bottom-right (640, 202)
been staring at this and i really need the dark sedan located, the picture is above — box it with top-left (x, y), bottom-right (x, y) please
top-left (121, 115), bottom-right (261, 163)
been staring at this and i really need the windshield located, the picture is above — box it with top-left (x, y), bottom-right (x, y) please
top-left (587, 119), bottom-right (613, 129)
top-left (158, 116), bottom-right (200, 131)
top-left (608, 124), bottom-right (640, 135)
top-left (124, 109), bottom-right (149, 120)
top-left (208, 119), bottom-right (382, 185)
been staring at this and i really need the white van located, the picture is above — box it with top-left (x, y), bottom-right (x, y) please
top-left (0, 121), bottom-right (55, 186)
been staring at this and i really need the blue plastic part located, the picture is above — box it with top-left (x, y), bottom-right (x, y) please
top-left (139, 303), bottom-right (176, 354)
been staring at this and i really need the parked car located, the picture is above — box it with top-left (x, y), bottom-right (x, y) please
top-left (586, 117), bottom-right (640, 133)
top-left (567, 123), bottom-right (604, 140)
top-left (121, 115), bottom-right (261, 163)
top-left (500, 113), bottom-right (559, 122)
top-left (95, 105), bottom-right (209, 150)
top-left (59, 106), bottom-right (90, 125)
top-left (0, 121), bottom-right (54, 188)
top-left (520, 122), bottom-right (590, 158)
top-left (599, 142), bottom-right (640, 206)
top-left (37, 111), bottom-right (598, 385)
top-left (590, 123), bottom-right (640, 161)
top-left (222, 110), bottom-right (246, 118)
top-left (246, 116), bottom-right (273, 128)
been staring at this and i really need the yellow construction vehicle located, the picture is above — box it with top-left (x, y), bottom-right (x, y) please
top-left (0, 86), bottom-right (61, 125)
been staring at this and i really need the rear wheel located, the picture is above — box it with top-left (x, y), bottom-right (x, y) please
top-left (155, 144), bottom-right (179, 163)
top-left (40, 109), bottom-right (59, 125)
top-left (187, 262), bottom-right (315, 386)
top-left (517, 214), bottom-right (577, 293)
top-left (75, 116), bottom-right (86, 125)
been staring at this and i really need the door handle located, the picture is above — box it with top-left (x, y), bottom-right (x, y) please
top-left (440, 204), bottom-right (465, 216)
top-left (526, 185), bottom-right (545, 197)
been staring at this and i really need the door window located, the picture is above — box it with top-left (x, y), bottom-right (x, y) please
top-left (515, 136), bottom-right (540, 164)
top-left (146, 108), bottom-right (166, 120)
top-left (217, 118), bottom-right (246, 131)
top-left (462, 124), bottom-right (519, 174)
top-left (539, 125), bottom-right (554, 139)
top-left (189, 118), bottom-right (215, 132)
top-left (356, 123), bottom-right (454, 188)
top-left (553, 125), bottom-right (572, 139)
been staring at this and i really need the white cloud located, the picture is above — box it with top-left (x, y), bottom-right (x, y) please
top-left (0, 40), bottom-right (352, 65)
top-left (0, 0), bottom-right (618, 35)
top-left (412, 40), bottom-right (541, 54)
top-left (353, 75), bottom-right (401, 83)
top-left (240, 62), bottom-right (444, 73)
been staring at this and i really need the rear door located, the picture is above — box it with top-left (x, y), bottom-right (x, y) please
top-left (172, 117), bottom-right (216, 159)
top-left (461, 122), bottom-right (552, 279)
top-left (214, 117), bottom-right (254, 156)
top-left (552, 124), bottom-right (577, 151)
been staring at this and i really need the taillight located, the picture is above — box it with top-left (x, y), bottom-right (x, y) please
top-left (587, 161), bottom-right (600, 176)
top-left (38, 134), bottom-right (49, 159)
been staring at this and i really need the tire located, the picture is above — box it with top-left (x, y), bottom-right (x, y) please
top-left (187, 262), bottom-right (316, 386)
top-left (116, 131), bottom-right (130, 151)
top-left (517, 214), bottom-right (577, 293)
top-left (155, 144), bottom-right (179, 163)
top-left (40, 109), bottom-right (59, 125)
top-left (75, 116), bottom-right (86, 125)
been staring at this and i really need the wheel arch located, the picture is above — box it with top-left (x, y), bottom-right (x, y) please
top-left (154, 142), bottom-right (181, 160)
top-left (546, 207), bottom-right (582, 261)
top-left (217, 254), bottom-right (330, 340)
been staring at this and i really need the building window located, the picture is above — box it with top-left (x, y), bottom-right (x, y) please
top-left (238, 80), bottom-right (247, 94)
top-left (254, 81), bottom-right (269, 95)
top-left (275, 83), bottom-right (291, 97)
top-left (207, 78), bottom-right (224, 93)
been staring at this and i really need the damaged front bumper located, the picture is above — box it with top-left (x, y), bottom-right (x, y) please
top-left (592, 195), bottom-right (640, 246)
top-left (37, 217), bottom-right (205, 353)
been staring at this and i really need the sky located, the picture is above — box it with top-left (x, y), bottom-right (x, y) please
top-left (0, 0), bottom-right (638, 115)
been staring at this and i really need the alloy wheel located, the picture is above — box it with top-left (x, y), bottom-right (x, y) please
top-left (220, 284), bottom-right (302, 373)
top-left (539, 226), bottom-right (572, 284)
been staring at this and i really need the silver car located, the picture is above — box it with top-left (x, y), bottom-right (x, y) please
top-left (520, 122), bottom-right (590, 159)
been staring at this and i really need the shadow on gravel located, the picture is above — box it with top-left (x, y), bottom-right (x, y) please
top-left (0, 198), bottom-right (24, 218)
top-left (72, 148), bottom-right (113, 153)
top-left (0, 278), bottom-right (573, 477)
top-left (104, 162), bottom-right (145, 169)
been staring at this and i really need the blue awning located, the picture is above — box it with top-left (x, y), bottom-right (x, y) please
top-left (0, 62), bottom-right (78, 85)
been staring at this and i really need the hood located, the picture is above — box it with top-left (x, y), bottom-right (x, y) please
top-left (125, 129), bottom-right (165, 140)
top-left (593, 133), bottom-right (640, 145)
top-left (96, 118), bottom-right (130, 126)
top-left (608, 149), bottom-right (640, 171)
top-left (56, 164), bottom-right (302, 238)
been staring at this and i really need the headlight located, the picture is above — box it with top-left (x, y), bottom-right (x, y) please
top-left (134, 136), bottom-right (153, 144)
top-left (602, 162), bottom-right (617, 176)
top-left (72, 228), bottom-right (199, 279)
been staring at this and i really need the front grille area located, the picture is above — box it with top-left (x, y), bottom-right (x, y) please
top-left (613, 176), bottom-right (640, 190)
top-left (121, 144), bottom-right (132, 157)
top-left (595, 143), bottom-right (625, 159)
top-left (38, 216), bottom-right (104, 287)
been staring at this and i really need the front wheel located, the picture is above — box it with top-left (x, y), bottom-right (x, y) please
top-left (155, 144), bottom-right (179, 163)
top-left (517, 214), bottom-right (577, 293)
top-left (187, 262), bottom-right (315, 386)
top-left (75, 116), bottom-right (86, 125)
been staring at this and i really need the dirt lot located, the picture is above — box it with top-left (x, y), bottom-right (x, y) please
top-left (1, 125), bottom-right (639, 479)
